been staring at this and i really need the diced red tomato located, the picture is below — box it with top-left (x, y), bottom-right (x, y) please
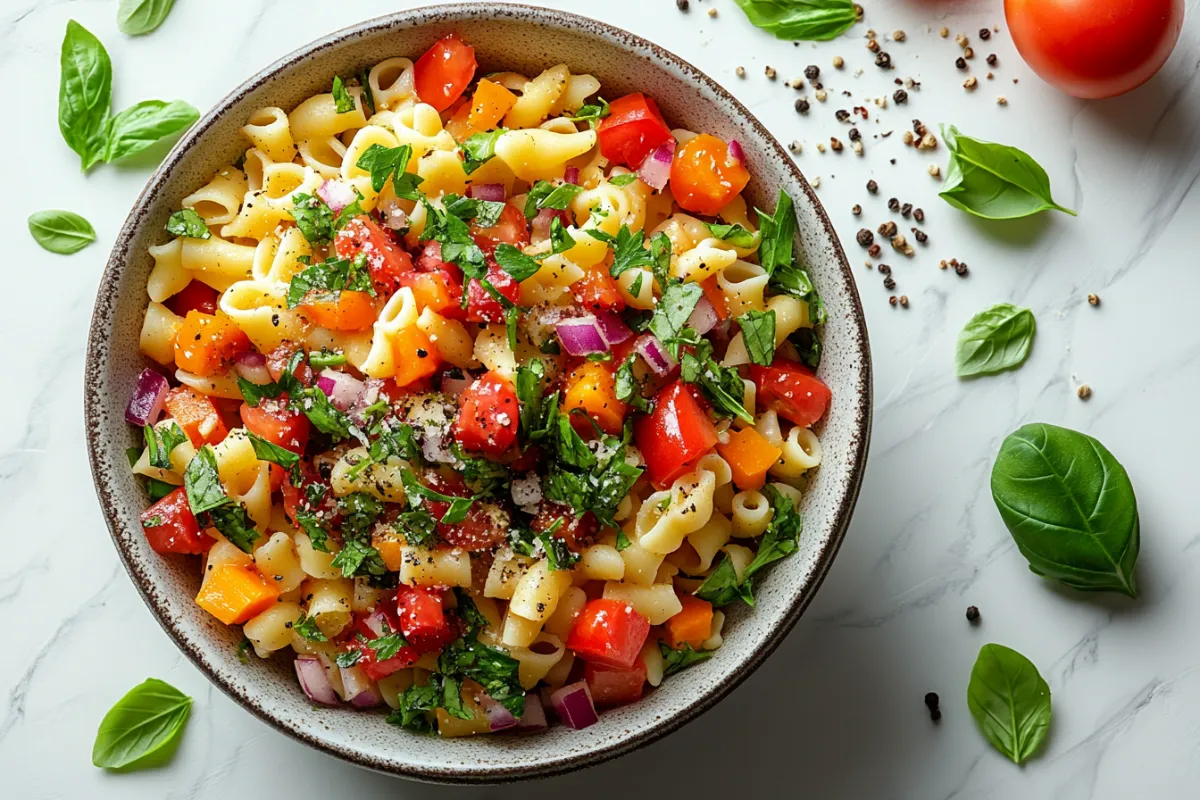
top-left (670, 133), bottom-right (751, 217)
top-left (748, 356), bottom-right (832, 428)
top-left (396, 586), bottom-right (457, 652)
top-left (165, 280), bottom-right (219, 317)
top-left (140, 487), bottom-right (212, 555)
top-left (567, 598), bottom-right (652, 670)
top-left (531, 500), bottom-right (598, 551)
top-left (344, 614), bottom-right (421, 680)
top-left (421, 471), bottom-right (509, 551)
top-left (453, 370), bottom-right (519, 457)
top-left (334, 215), bottom-right (415, 297)
top-left (465, 263), bottom-right (520, 324)
top-left (585, 661), bottom-right (647, 707)
top-left (470, 203), bottom-right (530, 257)
top-left (597, 93), bottom-right (673, 169)
top-left (265, 342), bottom-right (313, 386)
top-left (281, 462), bottom-right (337, 528)
top-left (413, 35), bottom-right (477, 112)
top-left (164, 387), bottom-right (229, 447)
top-left (572, 266), bottom-right (625, 312)
top-left (239, 397), bottom-right (311, 454)
top-left (634, 380), bottom-right (719, 489)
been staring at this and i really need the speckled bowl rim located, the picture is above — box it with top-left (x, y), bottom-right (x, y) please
top-left (85, 2), bottom-right (872, 784)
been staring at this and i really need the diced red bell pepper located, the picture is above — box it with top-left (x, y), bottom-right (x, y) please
top-left (566, 598), bottom-right (651, 670)
top-left (334, 215), bottom-right (415, 297)
top-left (597, 93), bottom-right (674, 169)
top-left (239, 397), bottom-right (311, 454)
top-left (748, 356), bottom-right (832, 428)
top-left (585, 660), bottom-right (647, 707)
top-left (140, 487), bottom-right (212, 555)
top-left (465, 262), bottom-right (521, 323)
top-left (396, 585), bottom-right (457, 653)
top-left (470, 203), bottom-right (530, 257)
top-left (165, 280), bottom-right (219, 317)
top-left (453, 370), bottom-right (519, 457)
top-left (634, 380), bottom-right (719, 489)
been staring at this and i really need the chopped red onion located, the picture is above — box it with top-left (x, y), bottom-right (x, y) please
top-left (316, 368), bottom-right (366, 411)
top-left (550, 681), bottom-right (599, 730)
top-left (480, 693), bottom-right (520, 732)
top-left (340, 664), bottom-right (382, 708)
top-left (360, 609), bottom-right (389, 639)
top-left (636, 139), bottom-right (675, 191)
top-left (440, 371), bottom-right (474, 397)
top-left (686, 296), bottom-right (719, 335)
top-left (556, 316), bottom-right (609, 356)
top-left (467, 183), bottom-right (506, 202)
top-left (295, 656), bottom-right (340, 706)
top-left (532, 207), bottom-right (569, 241)
top-left (564, 166), bottom-right (580, 185)
top-left (317, 178), bottom-right (358, 215)
top-left (125, 368), bottom-right (169, 426)
top-left (233, 351), bottom-right (272, 386)
top-left (594, 311), bottom-right (633, 346)
top-left (728, 139), bottom-right (745, 165)
top-left (515, 692), bottom-right (548, 731)
top-left (634, 334), bottom-right (676, 376)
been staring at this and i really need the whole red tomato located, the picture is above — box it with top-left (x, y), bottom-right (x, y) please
top-left (1005, 0), bottom-right (1184, 99)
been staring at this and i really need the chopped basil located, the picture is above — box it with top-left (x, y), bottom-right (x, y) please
top-left (590, 225), bottom-right (651, 278)
top-left (331, 76), bottom-right (355, 113)
top-left (337, 492), bottom-right (384, 542)
top-left (355, 143), bottom-right (423, 199)
top-left (705, 221), bottom-right (758, 248)
top-left (628, 271), bottom-right (645, 298)
top-left (609, 173), bottom-right (638, 187)
top-left (146, 478), bottom-right (175, 502)
top-left (523, 180), bottom-right (583, 218)
top-left (419, 199), bottom-right (487, 277)
top-left (237, 352), bottom-right (304, 408)
top-left (461, 129), bottom-right (506, 174)
top-left (544, 424), bottom-right (642, 529)
top-left (288, 193), bottom-right (335, 245)
top-left (367, 622), bottom-right (409, 661)
top-left (400, 469), bottom-right (475, 524)
top-left (791, 327), bottom-right (822, 369)
top-left (438, 636), bottom-right (525, 717)
top-left (286, 253), bottom-right (375, 308)
top-left (494, 243), bottom-right (542, 282)
top-left (291, 386), bottom-right (353, 440)
top-left (539, 529), bottom-right (580, 571)
top-left (567, 97), bottom-right (610, 128)
top-left (345, 420), bottom-right (420, 482)
top-left (648, 281), bottom-right (704, 358)
top-left (395, 508), bottom-right (439, 547)
top-left (333, 192), bottom-right (366, 230)
top-left (389, 682), bottom-right (439, 732)
top-left (680, 349), bottom-right (754, 424)
top-left (695, 555), bottom-right (755, 606)
top-left (738, 310), bottom-right (777, 366)
top-left (697, 485), bottom-right (802, 606)
top-left (548, 216), bottom-right (576, 254)
top-left (335, 648), bottom-right (361, 668)
top-left (660, 641), bottom-right (714, 676)
top-left (294, 510), bottom-right (331, 553)
top-left (330, 537), bottom-right (387, 578)
top-left (755, 188), bottom-right (796, 276)
top-left (165, 208), bottom-right (211, 240)
top-left (246, 431), bottom-right (300, 470)
top-left (358, 67), bottom-right (375, 114)
top-left (182, 445), bottom-right (228, 514)
top-left (208, 503), bottom-right (259, 552)
top-left (615, 529), bottom-right (631, 551)
top-left (614, 353), bottom-right (651, 413)
top-left (237, 638), bottom-right (253, 664)
top-left (505, 304), bottom-right (521, 352)
top-left (292, 612), bottom-right (327, 642)
top-left (143, 422), bottom-right (187, 470)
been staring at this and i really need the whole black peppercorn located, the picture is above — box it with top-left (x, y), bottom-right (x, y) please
top-left (804, 64), bottom-right (820, 80)
top-left (675, 0), bottom-right (689, 9)
top-left (956, 56), bottom-right (968, 70)
top-left (966, 605), bottom-right (980, 622)
top-left (912, 119), bottom-right (927, 136)
top-left (913, 207), bottom-right (925, 223)
top-left (794, 98), bottom-right (810, 114)
top-left (955, 262), bottom-right (969, 276)
top-left (866, 179), bottom-right (879, 194)
top-left (875, 51), bottom-right (892, 69)
top-left (856, 229), bottom-right (874, 247)
top-left (901, 202), bottom-right (913, 218)
top-left (878, 263), bottom-right (892, 275)
top-left (878, 220), bottom-right (898, 237)
top-left (887, 197), bottom-right (900, 211)
top-left (979, 27), bottom-right (991, 40)
top-left (925, 692), bottom-right (941, 722)
top-left (848, 127), bottom-right (861, 142)
top-left (867, 243), bottom-right (882, 258)
top-left (852, 204), bottom-right (862, 216)
top-left (893, 89), bottom-right (909, 104)
top-left (883, 276), bottom-right (896, 290)
top-left (987, 53), bottom-right (998, 67)
top-left (835, 109), bottom-right (851, 123)
top-left (912, 228), bottom-right (928, 244)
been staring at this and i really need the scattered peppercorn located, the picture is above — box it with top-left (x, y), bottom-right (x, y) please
top-left (899, 295), bottom-right (909, 307)
top-left (956, 32), bottom-right (969, 48)
top-left (875, 51), bottom-right (893, 69)
top-left (902, 130), bottom-right (915, 146)
top-left (997, 95), bottom-right (1009, 106)
top-left (893, 89), bottom-right (908, 104)
top-left (735, 66), bottom-right (745, 78)
top-left (955, 261), bottom-right (969, 277)
top-left (706, 6), bottom-right (717, 17)
top-left (1088, 293), bottom-right (1100, 306)
top-left (830, 137), bottom-right (844, 152)
top-left (866, 179), bottom-right (879, 194)
top-left (852, 204), bottom-right (862, 216)
top-left (964, 76), bottom-right (978, 90)
top-left (913, 119), bottom-right (927, 136)
top-left (918, 132), bottom-right (938, 150)
top-left (913, 207), bottom-right (925, 223)
top-left (956, 56), bottom-right (968, 70)
top-left (849, 127), bottom-right (861, 142)
top-left (868, 243), bottom-right (882, 258)
top-left (889, 295), bottom-right (898, 306)
top-left (892, 234), bottom-right (914, 256)
top-left (854, 3), bottom-right (864, 20)
top-left (833, 55), bottom-right (845, 69)
top-left (867, 38), bottom-right (880, 53)
top-left (987, 53), bottom-right (998, 67)
top-left (964, 46), bottom-right (975, 60)
top-left (900, 202), bottom-right (913, 218)
top-left (979, 27), bottom-right (991, 40)
top-left (788, 140), bottom-right (802, 154)
top-left (805, 64), bottom-right (820, 80)
top-left (878, 263), bottom-right (891, 275)
top-left (939, 26), bottom-right (950, 38)
top-left (786, 77), bottom-right (804, 89)
top-left (928, 164), bottom-right (941, 178)
top-left (856, 229), bottom-right (874, 247)
top-left (815, 88), bottom-right (828, 102)
top-left (836, 109), bottom-right (851, 123)
top-left (925, 692), bottom-right (942, 722)
top-left (765, 65), bottom-right (777, 79)
top-left (893, 29), bottom-right (907, 42)
top-left (888, 197), bottom-right (900, 211)
top-left (1077, 384), bottom-right (1093, 400)
top-left (675, 0), bottom-right (689, 10)
top-left (912, 228), bottom-right (928, 244)
top-left (883, 276), bottom-right (896, 290)
top-left (794, 98), bottom-right (810, 114)
top-left (878, 221), bottom-right (898, 237)
top-left (966, 605), bottom-right (980, 622)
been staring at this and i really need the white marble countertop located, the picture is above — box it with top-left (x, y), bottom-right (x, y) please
top-left (4, 0), bottom-right (1198, 797)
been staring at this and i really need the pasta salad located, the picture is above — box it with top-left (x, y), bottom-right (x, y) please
top-left (127, 34), bottom-right (832, 736)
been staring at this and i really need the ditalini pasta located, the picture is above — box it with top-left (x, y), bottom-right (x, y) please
top-left (125, 34), bottom-right (831, 738)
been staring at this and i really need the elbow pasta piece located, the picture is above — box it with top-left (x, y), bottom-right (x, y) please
top-left (637, 454), bottom-right (730, 554)
top-left (330, 446), bottom-right (410, 503)
top-left (241, 148), bottom-right (270, 192)
top-left (254, 531), bottom-right (306, 594)
top-left (297, 135), bottom-right (348, 180)
top-left (182, 168), bottom-right (247, 227)
top-left (369, 58), bottom-right (416, 110)
top-left (672, 239), bottom-right (739, 283)
top-left (718, 260), bottom-right (770, 319)
top-left (288, 88), bottom-right (367, 143)
top-left (472, 324), bottom-right (519, 377)
top-left (146, 238), bottom-right (190, 303)
top-left (174, 368), bottom-right (244, 400)
top-left (730, 490), bottom-right (772, 538)
top-left (400, 546), bottom-right (472, 588)
top-left (685, 511), bottom-right (734, 571)
top-left (219, 279), bottom-right (307, 353)
top-left (243, 601), bottom-right (304, 658)
top-left (579, 544), bottom-right (626, 582)
top-left (220, 163), bottom-right (323, 242)
top-left (618, 536), bottom-right (667, 586)
top-left (341, 125), bottom-right (401, 205)
top-left (379, 670), bottom-right (417, 710)
top-left (180, 236), bottom-right (257, 291)
top-left (304, 326), bottom-right (374, 372)
top-left (504, 64), bottom-right (570, 129)
top-left (755, 409), bottom-right (784, 447)
top-left (770, 426), bottom-right (824, 479)
top-left (211, 428), bottom-right (259, 493)
top-left (204, 538), bottom-right (253, 574)
top-left (139, 302), bottom-right (183, 365)
top-left (293, 530), bottom-right (342, 579)
top-left (512, 633), bottom-right (566, 689)
top-left (602, 582), bottom-right (683, 626)
top-left (306, 578), bottom-right (354, 638)
top-left (542, 650), bottom-right (575, 690)
top-left (417, 308), bottom-right (479, 369)
top-left (702, 610), bottom-right (726, 650)
top-left (230, 463), bottom-right (272, 531)
top-left (241, 107), bottom-right (296, 163)
top-left (543, 585), bottom-right (586, 639)
top-left (250, 227), bottom-right (313, 283)
top-left (770, 294), bottom-right (812, 344)
top-left (390, 103), bottom-right (457, 158)
top-left (654, 212), bottom-right (711, 254)
top-left (353, 580), bottom-right (384, 613)
top-left (501, 608), bottom-right (545, 648)
top-left (550, 73), bottom-right (600, 115)
top-left (484, 548), bottom-right (535, 599)
top-left (415, 148), bottom-right (470, 199)
top-left (508, 559), bottom-right (573, 622)
top-left (362, 287), bottom-right (419, 379)
top-left (494, 128), bottom-right (597, 181)
top-left (770, 481), bottom-right (805, 507)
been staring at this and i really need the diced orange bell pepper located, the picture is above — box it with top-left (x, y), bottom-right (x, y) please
top-left (701, 275), bottom-right (730, 321)
top-left (401, 272), bottom-right (459, 316)
top-left (446, 79), bottom-right (518, 141)
top-left (173, 310), bottom-right (252, 377)
top-left (716, 426), bottom-right (783, 491)
top-left (164, 386), bottom-right (229, 447)
top-left (666, 593), bottom-right (714, 649)
top-left (372, 528), bottom-right (404, 572)
top-left (564, 361), bottom-right (627, 436)
top-left (392, 326), bottom-right (441, 387)
top-left (298, 290), bottom-right (377, 331)
top-left (195, 564), bottom-right (280, 625)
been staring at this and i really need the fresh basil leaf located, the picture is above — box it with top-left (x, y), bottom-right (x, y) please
top-left (338, 492), bottom-right (385, 542)
top-left (59, 21), bottom-right (113, 170)
top-left (334, 191), bottom-right (367, 230)
top-left (395, 508), bottom-right (439, 548)
top-left (695, 555), bottom-right (755, 606)
top-left (593, 225), bottom-right (653, 279)
top-left (659, 641), bottom-right (714, 676)
top-left (438, 674), bottom-right (472, 720)
top-left (165, 208), bottom-right (211, 239)
top-left (567, 98), bottom-right (610, 128)
top-left (103, 99), bottom-right (199, 163)
top-left (614, 354), bottom-right (651, 413)
top-left (990, 423), bottom-right (1139, 597)
top-left (183, 445), bottom-right (227, 514)
top-left (290, 387), bottom-right (353, 441)
top-left (680, 352), bottom-right (754, 424)
top-left (117, 0), bottom-right (176, 36)
top-left (523, 181), bottom-right (556, 219)
top-left (539, 531), bottom-right (580, 571)
top-left (791, 327), bottom-right (822, 369)
top-left (294, 510), bottom-right (331, 553)
top-left (472, 200), bottom-right (506, 228)
top-left (437, 637), bottom-right (525, 718)
top-left (609, 173), bottom-right (638, 187)
top-left (331, 76), bottom-right (356, 113)
top-left (355, 143), bottom-right (418, 195)
top-left (539, 183), bottom-right (584, 211)
top-left (246, 431), bottom-right (300, 470)
top-left (755, 189), bottom-right (796, 276)
top-left (27, 210), bottom-right (96, 254)
top-left (628, 272), bottom-right (644, 299)
top-left (706, 222), bottom-right (758, 248)
top-left (548, 216), bottom-right (576, 255)
top-left (956, 303), bottom-right (1036, 378)
top-left (143, 422), bottom-right (187, 470)
top-left (141, 516), bottom-right (164, 528)
top-left (461, 129), bottom-right (505, 174)
top-left (207, 503), bottom-right (259, 552)
top-left (615, 529), bottom-right (631, 551)
top-left (368, 623), bottom-right (409, 661)
top-left (288, 193), bottom-right (335, 245)
top-left (400, 469), bottom-right (475, 524)
top-left (145, 478), bottom-right (175, 502)
top-left (358, 67), bottom-right (375, 115)
top-left (648, 232), bottom-right (673, 291)
top-left (741, 485), bottom-right (803, 580)
top-left (648, 281), bottom-right (703, 358)
top-left (515, 359), bottom-right (551, 443)
top-left (738, 310), bottom-right (776, 367)
top-left (504, 304), bottom-right (521, 353)
top-left (732, 0), bottom-right (858, 41)
top-left (389, 682), bottom-right (439, 732)
top-left (940, 125), bottom-right (1076, 219)
top-left (286, 254), bottom-right (375, 308)
top-left (554, 414), bottom-right (597, 470)
top-left (544, 429), bottom-right (642, 530)
top-left (292, 612), bottom-right (327, 642)
top-left (494, 243), bottom-right (541, 282)
top-left (236, 638), bottom-right (253, 664)
top-left (331, 537), bottom-right (387, 578)
top-left (967, 644), bottom-right (1052, 764)
top-left (335, 648), bottom-right (361, 668)
top-left (92, 678), bottom-right (192, 771)
top-left (419, 199), bottom-right (487, 277)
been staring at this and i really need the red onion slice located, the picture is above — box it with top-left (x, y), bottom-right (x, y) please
top-left (316, 368), bottom-right (366, 411)
top-left (317, 178), bottom-right (358, 215)
top-left (728, 138), bottom-right (745, 165)
top-left (550, 681), bottom-right (599, 730)
top-left (686, 295), bottom-right (719, 335)
top-left (515, 692), bottom-right (548, 731)
top-left (340, 664), bottom-right (382, 708)
top-left (467, 183), bottom-right (506, 202)
top-left (480, 693), bottom-right (520, 732)
top-left (556, 316), bottom-right (609, 356)
top-left (126, 368), bottom-right (170, 426)
top-left (564, 166), bottom-right (580, 185)
top-left (636, 140), bottom-right (675, 191)
top-left (233, 351), bottom-right (272, 386)
top-left (594, 311), bottom-right (633, 346)
top-left (295, 656), bottom-right (340, 706)
top-left (634, 334), bottom-right (676, 376)
top-left (532, 207), bottom-right (569, 241)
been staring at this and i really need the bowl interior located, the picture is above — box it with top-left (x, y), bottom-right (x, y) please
top-left (86, 3), bottom-right (870, 783)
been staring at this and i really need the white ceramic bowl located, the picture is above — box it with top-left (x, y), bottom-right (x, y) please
top-left (85, 3), bottom-right (872, 783)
